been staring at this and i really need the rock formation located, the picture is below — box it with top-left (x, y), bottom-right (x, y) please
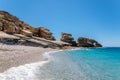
top-left (0, 10), bottom-right (33, 35)
top-left (0, 10), bottom-right (55, 40)
top-left (33, 27), bottom-right (56, 40)
top-left (77, 37), bottom-right (102, 47)
top-left (61, 32), bottom-right (77, 46)
top-left (0, 10), bottom-right (103, 49)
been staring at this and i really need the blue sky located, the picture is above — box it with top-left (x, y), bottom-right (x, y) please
top-left (0, 0), bottom-right (120, 47)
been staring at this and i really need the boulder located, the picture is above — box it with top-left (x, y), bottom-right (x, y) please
top-left (77, 37), bottom-right (102, 47)
top-left (61, 32), bottom-right (77, 46)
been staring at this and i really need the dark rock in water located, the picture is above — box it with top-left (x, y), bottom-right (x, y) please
top-left (77, 37), bottom-right (102, 47)
top-left (33, 27), bottom-right (56, 40)
top-left (61, 32), bottom-right (77, 46)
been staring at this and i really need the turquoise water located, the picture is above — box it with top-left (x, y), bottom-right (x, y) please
top-left (38, 47), bottom-right (120, 80)
top-left (0, 47), bottom-right (120, 80)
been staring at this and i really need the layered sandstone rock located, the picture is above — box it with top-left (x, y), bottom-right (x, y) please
top-left (61, 32), bottom-right (77, 46)
top-left (0, 10), bottom-right (33, 35)
top-left (77, 37), bottom-right (102, 47)
top-left (33, 27), bottom-right (56, 40)
top-left (0, 10), bottom-right (103, 49)
top-left (21, 30), bottom-right (33, 37)
top-left (0, 10), bottom-right (56, 40)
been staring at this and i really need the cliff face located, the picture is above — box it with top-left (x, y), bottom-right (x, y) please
top-left (77, 37), bottom-right (102, 47)
top-left (61, 33), bottom-right (77, 46)
top-left (0, 10), bottom-right (55, 40)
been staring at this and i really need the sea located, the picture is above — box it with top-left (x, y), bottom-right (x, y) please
top-left (0, 47), bottom-right (120, 80)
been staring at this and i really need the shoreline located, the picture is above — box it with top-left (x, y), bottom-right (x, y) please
top-left (0, 44), bottom-right (81, 73)
top-left (0, 45), bottom-right (103, 80)
top-left (0, 44), bottom-right (57, 73)
top-left (0, 49), bottom-right (64, 80)
top-left (0, 43), bottom-right (84, 73)
top-left (0, 44), bottom-right (100, 73)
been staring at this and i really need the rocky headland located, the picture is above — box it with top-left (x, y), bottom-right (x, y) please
top-left (0, 10), bottom-right (102, 49)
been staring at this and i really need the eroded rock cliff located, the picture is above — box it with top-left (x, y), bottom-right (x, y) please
top-left (61, 32), bottom-right (77, 46)
top-left (0, 10), bottom-right (33, 34)
top-left (33, 27), bottom-right (56, 40)
top-left (77, 37), bottom-right (102, 47)
top-left (0, 10), bottom-right (103, 48)
top-left (0, 10), bottom-right (55, 40)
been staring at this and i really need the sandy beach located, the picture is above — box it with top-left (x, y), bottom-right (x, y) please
top-left (0, 44), bottom-right (56, 72)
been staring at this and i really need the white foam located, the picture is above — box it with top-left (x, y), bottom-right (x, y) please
top-left (0, 49), bottom-right (84, 80)
top-left (0, 50), bottom-right (61, 80)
